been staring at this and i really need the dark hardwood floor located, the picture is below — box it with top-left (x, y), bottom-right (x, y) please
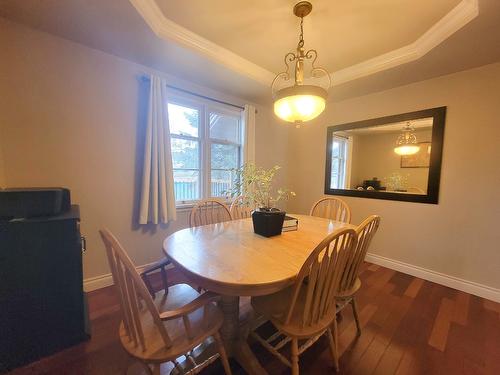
top-left (8, 263), bottom-right (500, 375)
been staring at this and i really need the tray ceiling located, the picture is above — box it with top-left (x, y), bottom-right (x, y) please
top-left (132, 0), bottom-right (478, 86)
top-left (1, 0), bottom-right (497, 103)
top-left (154, 0), bottom-right (461, 73)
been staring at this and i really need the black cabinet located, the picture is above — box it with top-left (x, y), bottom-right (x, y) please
top-left (0, 205), bottom-right (89, 373)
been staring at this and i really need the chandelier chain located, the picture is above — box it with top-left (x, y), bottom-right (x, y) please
top-left (298, 16), bottom-right (304, 47)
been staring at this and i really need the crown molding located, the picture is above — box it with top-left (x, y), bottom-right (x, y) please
top-left (332, 0), bottom-right (479, 86)
top-left (129, 0), bottom-right (275, 85)
top-left (130, 0), bottom-right (479, 88)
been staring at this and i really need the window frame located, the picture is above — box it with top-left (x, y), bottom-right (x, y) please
top-left (167, 92), bottom-right (243, 207)
top-left (207, 105), bottom-right (242, 199)
top-left (329, 135), bottom-right (349, 190)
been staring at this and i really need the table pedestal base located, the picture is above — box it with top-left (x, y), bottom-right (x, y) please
top-left (218, 295), bottom-right (268, 375)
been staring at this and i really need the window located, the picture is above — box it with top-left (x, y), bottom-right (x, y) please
top-left (330, 135), bottom-right (348, 189)
top-left (167, 96), bottom-right (242, 205)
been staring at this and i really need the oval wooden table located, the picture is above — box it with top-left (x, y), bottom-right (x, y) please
top-left (163, 214), bottom-right (355, 375)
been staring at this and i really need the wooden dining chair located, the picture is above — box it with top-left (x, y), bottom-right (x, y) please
top-left (99, 229), bottom-right (232, 375)
top-left (140, 257), bottom-right (170, 299)
top-left (141, 200), bottom-right (232, 297)
top-left (310, 197), bottom-right (351, 223)
top-left (336, 215), bottom-right (381, 336)
top-left (229, 195), bottom-right (253, 220)
top-left (189, 199), bottom-right (232, 227)
top-left (250, 228), bottom-right (357, 374)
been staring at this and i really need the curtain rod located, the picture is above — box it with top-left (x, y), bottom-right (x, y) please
top-left (141, 75), bottom-right (254, 112)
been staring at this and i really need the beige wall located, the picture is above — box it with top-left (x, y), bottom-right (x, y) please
top-left (0, 18), bottom-right (288, 280)
top-left (288, 62), bottom-right (500, 289)
top-left (350, 129), bottom-right (432, 192)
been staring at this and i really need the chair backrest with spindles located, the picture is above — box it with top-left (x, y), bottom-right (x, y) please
top-left (284, 228), bottom-right (357, 329)
top-left (229, 195), bottom-right (253, 220)
top-left (338, 215), bottom-right (381, 294)
top-left (310, 197), bottom-right (351, 223)
top-left (189, 199), bottom-right (232, 227)
top-left (99, 229), bottom-right (172, 351)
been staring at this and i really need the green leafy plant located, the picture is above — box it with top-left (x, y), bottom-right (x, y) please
top-left (225, 163), bottom-right (296, 210)
top-left (384, 172), bottom-right (409, 191)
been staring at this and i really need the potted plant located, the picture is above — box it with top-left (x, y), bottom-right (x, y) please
top-left (226, 163), bottom-right (295, 237)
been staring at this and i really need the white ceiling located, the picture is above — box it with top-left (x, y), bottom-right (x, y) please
top-left (0, 0), bottom-right (499, 104)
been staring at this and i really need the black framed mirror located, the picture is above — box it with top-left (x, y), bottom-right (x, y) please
top-left (324, 107), bottom-right (446, 204)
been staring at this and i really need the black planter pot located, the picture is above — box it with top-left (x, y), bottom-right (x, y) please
top-left (251, 209), bottom-right (286, 237)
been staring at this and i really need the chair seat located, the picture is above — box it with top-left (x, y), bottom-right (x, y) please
top-left (119, 283), bottom-right (223, 362)
top-left (251, 284), bottom-right (336, 339)
top-left (336, 277), bottom-right (361, 299)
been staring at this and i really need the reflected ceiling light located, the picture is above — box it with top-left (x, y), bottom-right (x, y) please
top-left (272, 1), bottom-right (331, 125)
top-left (394, 122), bottom-right (421, 155)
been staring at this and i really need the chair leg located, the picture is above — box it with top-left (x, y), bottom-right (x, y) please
top-left (336, 310), bottom-right (343, 323)
top-left (142, 274), bottom-right (155, 299)
top-left (291, 338), bottom-right (299, 375)
top-left (160, 266), bottom-right (168, 295)
top-left (214, 331), bottom-right (233, 375)
top-left (350, 297), bottom-right (361, 336)
top-left (152, 363), bottom-right (161, 375)
top-left (326, 326), bottom-right (339, 372)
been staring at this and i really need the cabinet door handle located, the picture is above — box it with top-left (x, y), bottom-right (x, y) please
top-left (81, 236), bottom-right (87, 253)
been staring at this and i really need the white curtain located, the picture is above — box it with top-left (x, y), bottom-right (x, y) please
top-left (242, 104), bottom-right (256, 163)
top-left (139, 75), bottom-right (177, 224)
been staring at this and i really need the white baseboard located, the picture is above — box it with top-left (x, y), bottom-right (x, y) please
top-left (84, 253), bottom-right (499, 303)
top-left (83, 262), bottom-right (174, 292)
top-left (365, 253), bottom-right (500, 303)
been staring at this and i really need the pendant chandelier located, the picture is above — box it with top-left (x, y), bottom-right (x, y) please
top-left (394, 122), bottom-right (421, 155)
top-left (272, 1), bottom-right (331, 124)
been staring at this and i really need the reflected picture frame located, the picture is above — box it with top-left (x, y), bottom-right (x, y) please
top-left (400, 142), bottom-right (432, 168)
top-left (324, 107), bottom-right (446, 204)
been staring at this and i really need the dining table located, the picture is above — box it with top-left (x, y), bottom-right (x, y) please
top-left (163, 213), bottom-right (356, 375)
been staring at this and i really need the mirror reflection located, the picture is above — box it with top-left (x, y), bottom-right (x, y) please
top-left (329, 117), bottom-right (433, 195)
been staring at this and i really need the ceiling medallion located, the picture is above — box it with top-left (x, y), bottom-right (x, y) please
top-left (272, 1), bottom-right (331, 126)
top-left (394, 122), bottom-right (421, 155)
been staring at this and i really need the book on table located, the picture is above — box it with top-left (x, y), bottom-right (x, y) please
top-left (282, 215), bottom-right (298, 232)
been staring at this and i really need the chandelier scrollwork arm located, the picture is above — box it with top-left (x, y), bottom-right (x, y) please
top-left (284, 52), bottom-right (297, 68)
top-left (271, 52), bottom-right (297, 94)
top-left (305, 49), bottom-right (317, 66)
top-left (306, 49), bottom-right (332, 89)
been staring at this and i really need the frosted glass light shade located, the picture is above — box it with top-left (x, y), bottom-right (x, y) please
top-left (394, 144), bottom-right (420, 155)
top-left (273, 85), bottom-right (327, 123)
